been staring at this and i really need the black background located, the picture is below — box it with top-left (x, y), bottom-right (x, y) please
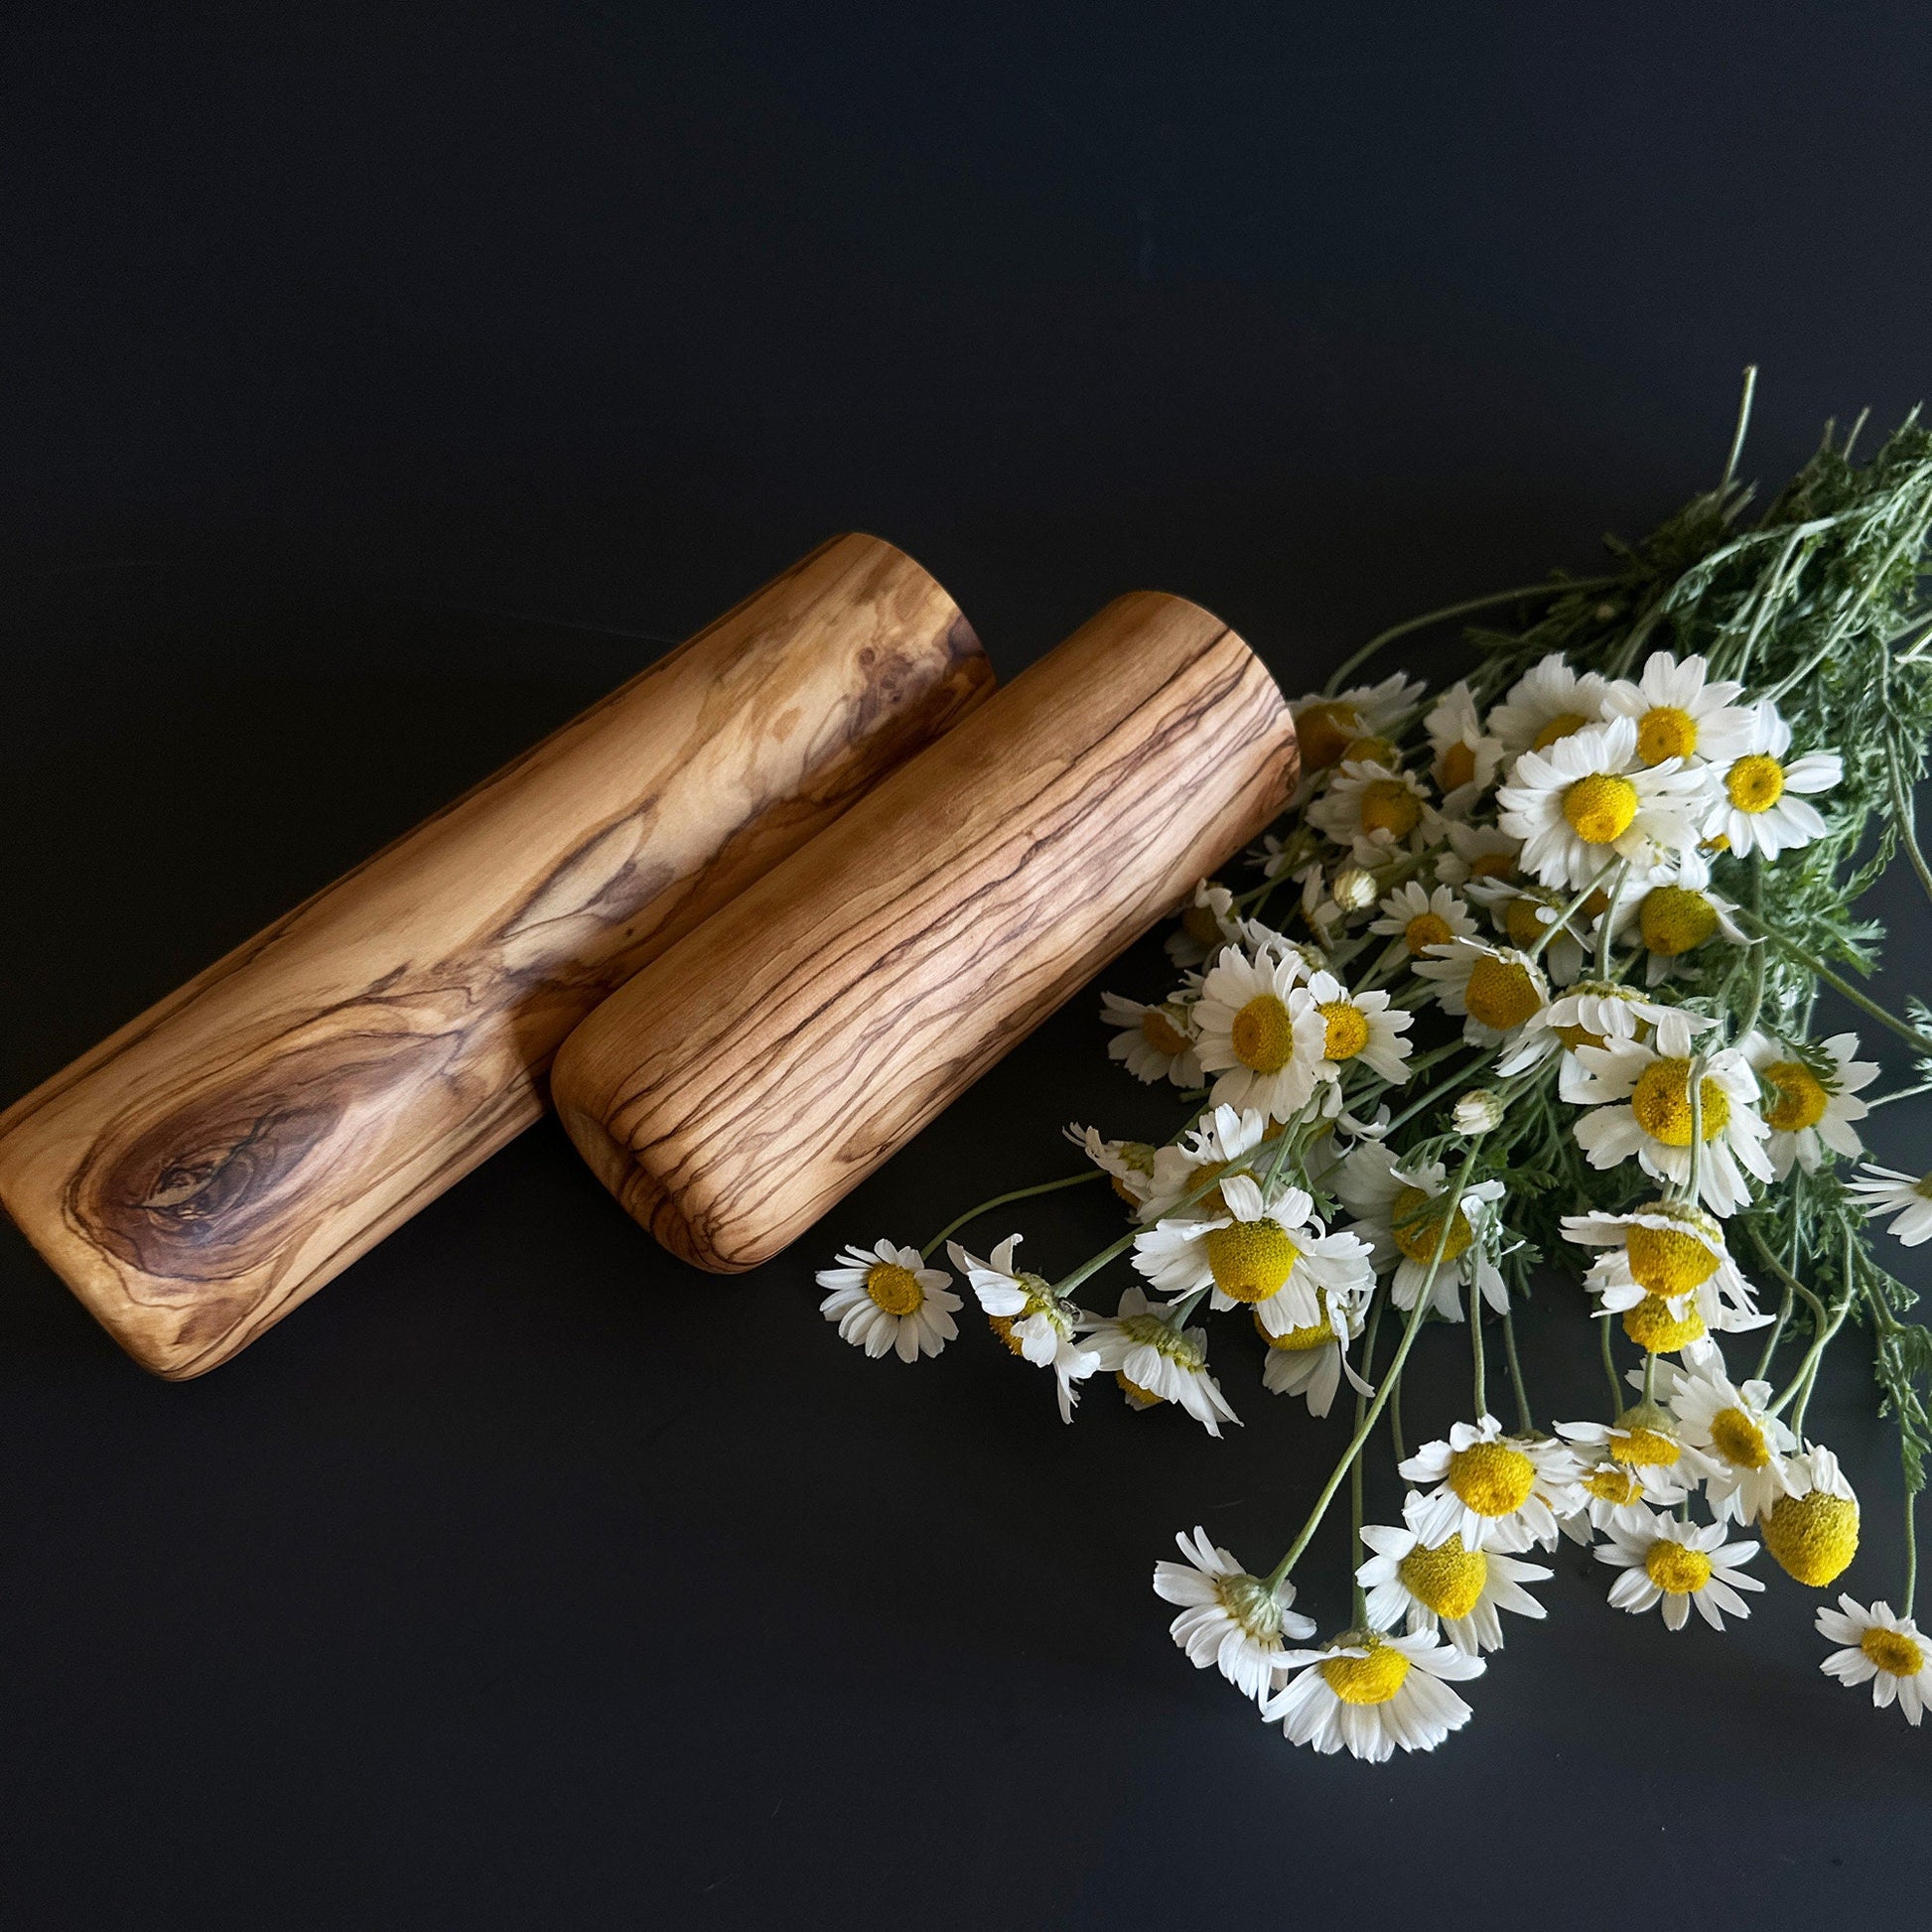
top-left (5, 6), bottom-right (1932, 1927)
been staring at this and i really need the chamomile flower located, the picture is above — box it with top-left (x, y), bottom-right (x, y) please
top-left (1567, 1038), bottom-right (1773, 1217)
top-left (1400, 1416), bottom-right (1583, 1552)
top-left (1337, 1143), bottom-right (1508, 1319)
top-left (1496, 715), bottom-right (1708, 892)
top-left (1562, 1451), bottom-right (1690, 1541)
top-left (1134, 1174), bottom-right (1377, 1342)
top-left (1761, 1446), bottom-right (1860, 1587)
top-left (1435, 820), bottom-right (1523, 892)
top-left (1596, 1510), bottom-right (1763, 1631)
top-left (1848, 1164), bottom-right (1932, 1247)
top-left (1191, 945), bottom-right (1326, 1121)
top-left (1358, 1492), bottom-right (1551, 1653)
top-left (1613, 849), bottom-right (1746, 985)
top-left (1063, 1123), bottom-right (1161, 1210)
top-left (1413, 937), bottom-right (1550, 1045)
top-left (1137, 1104), bottom-right (1270, 1225)
top-left (1485, 884), bottom-right (1591, 985)
top-left (1167, 879), bottom-right (1242, 966)
top-left (1083, 1285), bottom-right (1240, 1436)
top-left (1291, 671), bottom-right (1426, 772)
top-left (1262, 1628), bottom-right (1484, 1761)
top-left (1256, 1301), bottom-right (1368, 1417)
top-left (1153, 1526), bottom-right (1315, 1701)
top-left (1653, 1357), bottom-right (1795, 1525)
top-left (1706, 701), bottom-right (1841, 859)
top-left (1288, 969), bottom-right (1415, 1089)
top-left (1562, 1199), bottom-right (1766, 1346)
top-left (1559, 1405), bottom-right (1711, 1489)
top-left (1485, 651), bottom-right (1609, 756)
top-left (1100, 990), bottom-right (1203, 1086)
top-left (1495, 980), bottom-right (1713, 1076)
top-left (1599, 650), bottom-right (1754, 767)
top-left (1742, 1031), bottom-right (1877, 1177)
top-left (1424, 680), bottom-right (1506, 811)
top-left (947, 1236), bottom-right (1099, 1423)
top-left (1817, 1596), bottom-right (1932, 1725)
top-left (1307, 759), bottom-right (1444, 867)
top-left (816, 1241), bottom-right (962, 1363)
top-left (1368, 880), bottom-right (1479, 962)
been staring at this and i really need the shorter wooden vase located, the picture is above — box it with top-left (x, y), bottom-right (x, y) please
top-left (552, 590), bottom-right (1298, 1272)
top-left (0, 534), bottom-right (992, 1377)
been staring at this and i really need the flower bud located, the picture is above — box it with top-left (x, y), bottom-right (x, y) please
top-left (1331, 865), bottom-right (1378, 912)
top-left (1451, 1088), bottom-right (1505, 1135)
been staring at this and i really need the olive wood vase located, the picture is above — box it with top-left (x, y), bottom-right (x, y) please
top-left (552, 589), bottom-right (1298, 1273)
top-left (0, 534), bottom-right (992, 1377)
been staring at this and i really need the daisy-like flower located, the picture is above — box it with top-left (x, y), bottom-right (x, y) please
top-left (1614, 849), bottom-right (1747, 986)
top-left (1306, 759), bottom-right (1444, 867)
top-left (1741, 1031), bottom-right (1877, 1177)
top-left (1368, 880), bottom-right (1479, 962)
top-left (815, 1240), bottom-right (962, 1363)
top-left (1496, 979), bottom-right (1713, 1076)
top-left (1400, 1416), bottom-right (1582, 1552)
top-left (1567, 1038), bottom-right (1773, 1217)
top-left (1083, 1285), bottom-right (1240, 1436)
top-left (1599, 650), bottom-right (1754, 768)
top-left (1133, 1174), bottom-right (1376, 1343)
top-left (1358, 1492), bottom-right (1551, 1653)
top-left (1817, 1596), bottom-right (1932, 1725)
top-left (1435, 820), bottom-right (1522, 892)
top-left (1291, 671), bottom-right (1426, 773)
top-left (1706, 700), bottom-right (1841, 859)
top-left (1166, 879), bottom-right (1241, 966)
top-left (1486, 883), bottom-right (1591, 984)
top-left (1761, 1445), bottom-right (1860, 1587)
top-left (1485, 651), bottom-right (1609, 756)
top-left (1561, 1450), bottom-right (1690, 1542)
top-left (947, 1235), bottom-right (1098, 1423)
top-left (1099, 990), bottom-right (1203, 1087)
top-left (1596, 1509), bottom-right (1764, 1631)
top-left (1136, 1104), bottom-right (1269, 1225)
top-left (1496, 715), bottom-right (1708, 893)
top-left (1849, 1164), bottom-right (1932, 1247)
top-left (1287, 968), bottom-right (1414, 1091)
top-left (1153, 1526), bottom-right (1315, 1702)
top-left (1562, 1199), bottom-right (1766, 1348)
top-left (1191, 944), bottom-right (1326, 1121)
top-left (1423, 680), bottom-right (1506, 811)
top-left (1256, 1301), bottom-right (1367, 1418)
top-left (1337, 1143), bottom-right (1508, 1320)
top-left (1653, 1357), bottom-right (1795, 1525)
top-left (1559, 1404), bottom-right (1712, 1492)
top-left (1262, 1628), bottom-right (1483, 1761)
top-left (1064, 1123), bottom-right (1161, 1210)
top-left (1413, 937), bottom-right (1550, 1045)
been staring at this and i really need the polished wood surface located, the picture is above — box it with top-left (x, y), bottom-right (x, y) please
top-left (554, 590), bottom-right (1297, 1273)
top-left (0, 534), bottom-right (993, 1377)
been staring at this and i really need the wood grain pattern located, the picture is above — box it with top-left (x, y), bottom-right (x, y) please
top-left (552, 590), bottom-right (1297, 1272)
top-left (0, 534), bottom-right (993, 1377)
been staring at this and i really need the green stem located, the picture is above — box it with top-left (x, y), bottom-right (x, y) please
top-left (921, 1170), bottom-right (1106, 1261)
top-left (1468, 1275), bottom-right (1488, 1417)
top-left (1502, 1304), bottom-right (1534, 1434)
top-left (1349, 1294), bottom-right (1388, 1627)
top-left (1905, 1440), bottom-right (1920, 1621)
top-left (1733, 907), bottom-right (1932, 1054)
top-left (1600, 1309), bottom-right (1623, 1415)
top-left (1319, 582), bottom-right (1617, 697)
top-left (1884, 729), bottom-right (1932, 910)
top-left (1720, 363), bottom-right (1758, 495)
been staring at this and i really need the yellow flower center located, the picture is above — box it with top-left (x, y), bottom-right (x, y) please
top-left (1465, 953), bottom-right (1544, 1032)
top-left (1319, 1000), bottom-right (1371, 1061)
top-left (1625, 1221), bottom-right (1722, 1298)
top-left (1205, 1219), bottom-right (1301, 1304)
top-left (1140, 1006), bottom-right (1193, 1056)
top-left (1360, 778), bottom-right (1423, 839)
top-left (1258, 1311), bottom-right (1336, 1350)
top-left (1862, 1627), bottom-right (1925, 1678)
top-left (1504, 895), bottom-right (1555, 950)
top-left (864, 1262), bottom-right (924, 1316)
top-left (1391, 1184), bottom-right (1474, 1264)
top-left (1182, 901), bottom-right (1227, 945)
top-left (1763, 1489), bottom-right (1860, 1587)
top-left (1439, 741), bottom-right (1478, 791)
top-left (1446, 1441), bottom-right (1537, 1517)
top-left (1555, 1022), bottom-right (1606, 1051)
top-left (1563, 772), bottom-right (1641, 845)
top-left (1317, 1638), bottom-right (1413, 1705)
top-left (1761, 1059), bottom-right (1830, 1133)
top-left (1231, 994), bottom-right (1297, 1074)
top-left (986, 1311), bottom-right (1026, 1354)
top-left (1621, 1295), bottom-right (1708, 1353)
top-left (1584, 1465), bottom-right (1647, 1506)
top-left (1726, 754), bottom-right (1786, 813)
top-left (1468, 851), bottom-right (1518, 880)
top-left (1533, 711), bottom-right (1590, 750)
top-left (1345, 735), bottom-right (1400, 766)
top-left (1609, 1409), bottom-right (1680, 1468)
top-left (1115, 1372), bottom-right (1164, 1406)
top-left (1405, 910), bottom-right (1455, 955)
top-left (1397, 1536), bottom-right (1488, 1620)
top-left (1643, 1540), bottom-right (1713, 1594)
top-left (1710, 1406), bottom-right (1770, 1470)
top-left (1639, 886), bottom-right (1720, 957)
top-left (1630, 1057), bottom-right (1731, 1147)
top-left (1298, 702), bottom-right (1363, 770)
top-left (1636, 705), bottom-right (1699, 764)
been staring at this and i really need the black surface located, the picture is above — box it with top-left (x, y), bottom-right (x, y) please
top-left (4, 7), bottom-right (1932, 1927)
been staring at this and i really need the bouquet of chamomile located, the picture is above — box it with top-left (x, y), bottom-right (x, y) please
top-left (814, 371), bottom-right (1932, 1760)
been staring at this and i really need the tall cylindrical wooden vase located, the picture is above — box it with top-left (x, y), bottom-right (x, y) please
top-left (0, 534), bottom-right (992, 1377)
top-left (552, 590), bottom-right (1298, 1273)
